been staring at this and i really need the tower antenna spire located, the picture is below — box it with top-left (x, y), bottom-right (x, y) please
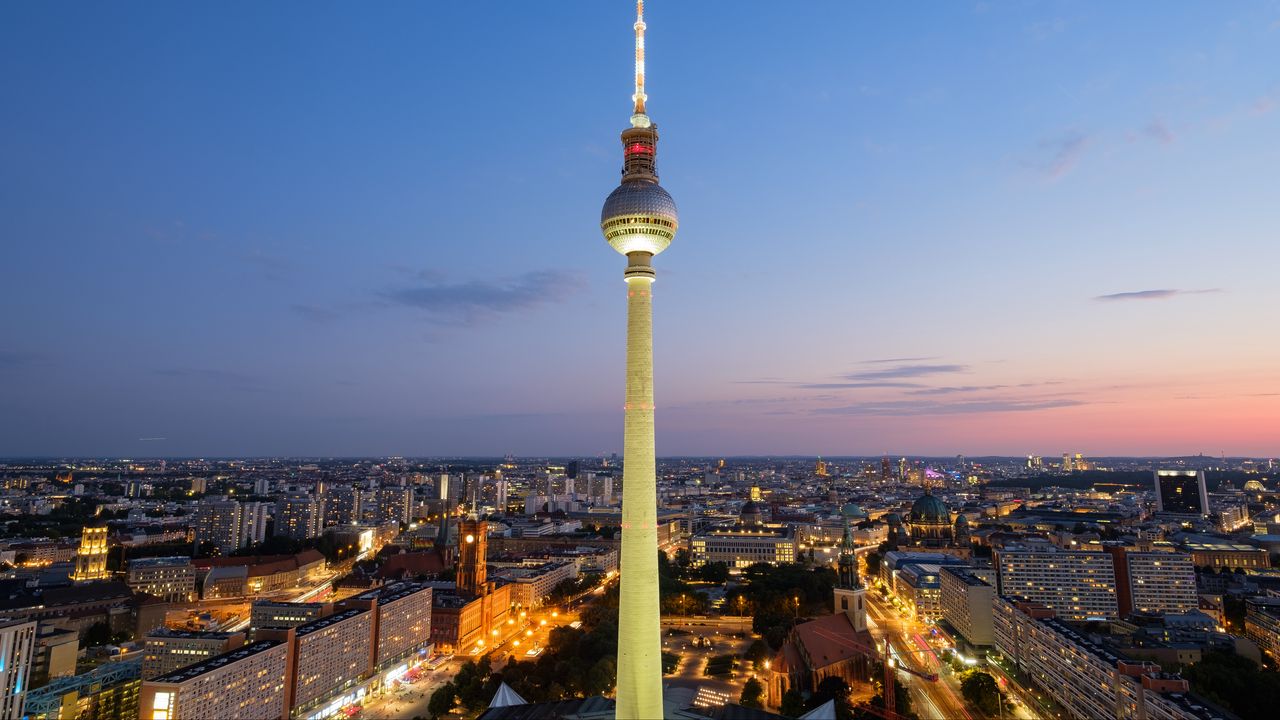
top-left (632, 0), bottom-right (647, 116)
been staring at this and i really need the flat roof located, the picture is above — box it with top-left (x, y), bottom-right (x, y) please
top-left (127, 556), bottom-right (193, 568)
top-left (150, 640), bottom-right (283, 684)
top-left (940, 566), bottom-right (991, 587)
top-left (295, 607), bottom-right (367, 637)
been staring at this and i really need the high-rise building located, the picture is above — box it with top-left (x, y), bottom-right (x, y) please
top-left (600, 5), bottom-right (679, 714)
top-left (1154, 470), bottom-right (1209, 516)
top-left (323, 485), bottom-right (361, 527)
top-left (72, 525), bottom-right (109, 581)
top-left (252, 477), bottom-right (271, 496)
top-left (495, 477), bottom-right (508, 512)
top-left (0, 619), bottom-right (36, 720)
top-left (375, 486), bottom-right (413, 526)
top-left (194, 499), bottom-right (267, 553)
top-left (275, 496), bottom-right (322, 540)
top-left (239, 501), bottom-right (268, 547)
top-left (1104, 546), bottom-right (1198, 617)
top-left (193, 499), bottom-right (242, 554)
top-left (939, 567), bottom-right (996, 647)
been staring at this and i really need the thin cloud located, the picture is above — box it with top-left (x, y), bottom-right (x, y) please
top-left (1029, 130), bottom-right (1090, 180)
top-left (813, 398), bottom-right (1084, 417)
top-left (153, 367), bottom-right (267, 392)
top-left (384, 269), bottom-right (586, 326)
top-left (291, 304), bottom-right (340, 324)
top-left (843, 363), bottom-right (968, 381)
top-left (1094, 288), bottom-right (1221, 302)
top-left (861, 356), bottom-right (938, 364)
top-left (1143, 119), bottom-right (1175, 145)
top-left (798, 382), bottom-right (927, 390)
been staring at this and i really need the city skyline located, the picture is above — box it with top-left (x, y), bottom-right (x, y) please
top-left (4, 1), bottom-right (1279, 458)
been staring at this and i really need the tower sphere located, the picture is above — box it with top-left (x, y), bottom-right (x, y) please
top-left (601, 179), bottom-right (678, 256)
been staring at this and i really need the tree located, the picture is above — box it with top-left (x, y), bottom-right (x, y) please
top-left (1183, 650), bottom-right (1280, 719)
top-left (427, 683), bottom-right (456, 720)
top-left (745, 638), bottom-right (770, 669)
top-left (83, 622), bottom-right (112, 648)
top-left (698, 561), bottom-right (730, 584)
top-left (740, 678), bottom-right (765, 709)
top-left (780, 688), bottom-right (806, 718)
top-left (810, 676), bottom-right (855, 720)
top-left (959, 670), bottom-right (1001, 715)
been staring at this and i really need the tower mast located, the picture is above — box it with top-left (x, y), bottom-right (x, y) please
top-left (601, 2), bottom-right (678, 718)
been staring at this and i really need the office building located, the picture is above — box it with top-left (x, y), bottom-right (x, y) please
top-left (1243, 596), bottom-right (1280, 662)
top-left (250, 600), bottom-right (331, 635)
top-left (72, 525), bottom-right (109, 582)
top-left (141, 629), bottom-right (246, 680)
top-left (140, 641), bottom-right (288, 720)
top-left (127, 557), bottom-right (197, 602)
top-left (1154, 470), bottom-right (1209, 517)
top-left (994, 548), bottom-right (1118, 620)
top-left (1170, 533), bottom-right (1269, 569)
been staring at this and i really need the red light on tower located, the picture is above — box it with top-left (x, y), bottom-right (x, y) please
top-left (626, 143), bottom-right (652, 155)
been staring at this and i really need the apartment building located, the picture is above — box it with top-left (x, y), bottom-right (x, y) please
top-left (0, 619), bottom-right (37, 720)
top-left (141, 628), bottom-right (246, 680)
top-left (139, 640), bottom-right (289, 720)
top-left (127, 557), bottom-right (197, 602)
top-left (992, 596), bottom-right (1232, 720)
top-left (994, 548), bottom-right (1118, 620)
top-left (939, 566), bottom-right (995, 647)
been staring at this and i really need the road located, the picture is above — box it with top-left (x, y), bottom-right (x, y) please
top-left (865, 592), bottom-right (974, 720)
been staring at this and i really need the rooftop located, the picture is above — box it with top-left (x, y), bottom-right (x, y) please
top-left (150, 640), bottom-right (282, 684)
top-left (295, 607), bottom-right (367, 637)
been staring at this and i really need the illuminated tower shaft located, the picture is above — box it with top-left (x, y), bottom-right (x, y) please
top-left (601, 4), bottom-right (677, 717)
top-left (616, 256), bottom-right (662, 719)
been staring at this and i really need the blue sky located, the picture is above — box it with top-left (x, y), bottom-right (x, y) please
top-left (2, 1), bottom-right (1278, 457)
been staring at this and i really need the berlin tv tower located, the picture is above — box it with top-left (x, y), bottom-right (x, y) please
top-left (600, 2), bottom-right (678, 717)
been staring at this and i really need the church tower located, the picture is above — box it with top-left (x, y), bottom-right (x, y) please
top-left (833, 512), bottom-right (867, 632)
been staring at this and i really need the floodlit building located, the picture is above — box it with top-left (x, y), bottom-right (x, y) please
top-left (72, 526), bottom-right (109, 582)
top-left (688, 502), bottom-right (797, 568)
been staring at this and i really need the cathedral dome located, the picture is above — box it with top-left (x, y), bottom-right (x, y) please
top-left (841, 503), bottom-right (867, 519)
top-left (909, 493), bottom-right (950, 525)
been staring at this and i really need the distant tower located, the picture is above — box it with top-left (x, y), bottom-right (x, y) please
top-left (602, 3), bottom-right (678, 718)
top-left (72, 525), bottom-right (109, 582)
top-left (815, 457), bottom-right (829, 477)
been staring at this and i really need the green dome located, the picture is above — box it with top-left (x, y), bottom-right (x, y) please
top-left (909, 493), bottom-right (950, 525)
top-left (841, 503), bottom-right (867, 518)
